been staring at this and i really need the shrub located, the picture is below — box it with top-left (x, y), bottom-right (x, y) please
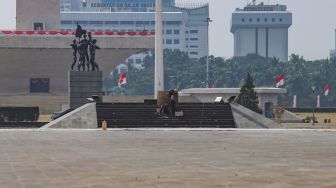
top-left (0, 107), bottom-right (39, 122)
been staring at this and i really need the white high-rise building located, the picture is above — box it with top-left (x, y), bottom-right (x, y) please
top-left (330, 30), bottom-right (336, 59)
top-left (231, 2), bottom-right (292, 62)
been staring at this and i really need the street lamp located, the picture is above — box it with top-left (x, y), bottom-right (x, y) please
top-left (311, 86), bottom-right (316, 125)
top-left (205, 17), bottom-right (212, 88)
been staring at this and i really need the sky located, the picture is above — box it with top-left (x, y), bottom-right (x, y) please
top-left (1, 0), bottom-right (336, 60)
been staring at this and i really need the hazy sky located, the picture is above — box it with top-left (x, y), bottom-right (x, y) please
top-left (1, 0), bottom-right (336, 60)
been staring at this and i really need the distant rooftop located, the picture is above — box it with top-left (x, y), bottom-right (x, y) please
top-left (236, 2), bottom-right (287, 12)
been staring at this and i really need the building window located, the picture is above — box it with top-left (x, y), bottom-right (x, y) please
top-left (242, 18), bottom-right (245, 22)
top-left (136, 21), bottom-right (144, 26)
top-left (77, 21), bottom-right (88, 26)
top-left (166, 39), bottom-right (172, 44)
top-left (190, 38), bottom-right (198, 41)
top-left (89, 21), bottom-right (103, 26)
top-left (166, 30), bottom-right (172, 34)
top-left (174, 30), bottom-right (180, 35)
top-left (264, 18), bottom-right (268, 22)
top-left (120, 21), bottom-right (134, 25)
top-left (190, 30), bottom-right (198, 34)
top-left (135, 59), bottom-right (141, 64)
top-left (279, 18), bottom-right (283, 22)
top-left (190, 52), bottom-right (198, 55)
top-left (30, 78), bottom-right (50, 93)
top-left (249, 18), bottom-right (252, 22)
top-left (127, 59), bottom-right (134, 64)
top-left (257, 18), bottom-right (260, 22)
top-left (272, 18), bottom-right (275, 22)
top-left (166, 21), bottom-right (180, 25)
top-left (105, 21), bottom-right (118, 25)
top-left (190, 45), bottom-right (198, 48)
top-left (33, 23), bottom-right (44, 31)
top-left (61, 20), bottom-right (72, 25)
top-left (174, 39), bottom-right (180, 44)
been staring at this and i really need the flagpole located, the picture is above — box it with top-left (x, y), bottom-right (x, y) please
top-left (312, 86), bottom-right (316, 126)
top-left (154, 0), bottom-right (164, 99)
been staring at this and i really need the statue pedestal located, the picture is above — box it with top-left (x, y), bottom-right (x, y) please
top-left (69, 71), bottom-right (102, 109)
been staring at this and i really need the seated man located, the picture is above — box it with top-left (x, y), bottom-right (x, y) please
top-left (168, 90), bottom-right (177, 117)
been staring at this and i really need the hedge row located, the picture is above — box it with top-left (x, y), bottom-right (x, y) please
top-left (0, 107), bottom-right (39, 122)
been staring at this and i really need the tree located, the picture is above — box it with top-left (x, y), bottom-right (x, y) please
top-left (235, 73), bottom-right (263, 114)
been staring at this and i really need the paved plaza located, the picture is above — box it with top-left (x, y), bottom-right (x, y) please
top-left (0, 129), bottom-right (336, 188)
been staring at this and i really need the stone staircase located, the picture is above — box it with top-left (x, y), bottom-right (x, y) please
top-left (96, 102), bottom-right (236, 128)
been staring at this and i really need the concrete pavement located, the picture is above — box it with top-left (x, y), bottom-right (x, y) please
top-left (0, 129), bottom-right (335, 188)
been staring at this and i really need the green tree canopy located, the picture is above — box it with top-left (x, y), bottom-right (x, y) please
top-left (235, 73), bottom-right (263, 114)
top-left (104, 49), bottom-right (336, 108)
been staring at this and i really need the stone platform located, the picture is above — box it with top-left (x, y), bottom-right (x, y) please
top-left (69, 71), bottom-right (102, 109)
top-left (0, 129), bottom-right (336, 188)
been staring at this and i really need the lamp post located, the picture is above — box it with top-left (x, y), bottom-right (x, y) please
top-left (205, 17), bottom-right (212, 88)
top-left (311, 86), bottom-right (316, 125)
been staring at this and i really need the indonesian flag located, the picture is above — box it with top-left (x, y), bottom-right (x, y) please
top-left (275, 75), bottom-right (285, 88)
top-left (211, 80), bottom-right (219, 88)
top-left (293, 95), bottom-right (297, 108)
top-left (323, 84), bottom-right (330, 96)
top-left (317, 95), bottom-right (320, 108)
top-left (118, 72), bottom-right (127, 86)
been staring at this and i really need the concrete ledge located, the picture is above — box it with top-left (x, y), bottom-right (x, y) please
top-left (40, 103), bottom-right (98, 129)
top-left (231, 103), bottom-right (282, 129)
top-left (281, 110), bottom-right (303, 123)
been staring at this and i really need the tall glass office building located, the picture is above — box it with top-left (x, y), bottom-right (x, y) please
top-left (60, 0), bottom-right (209, 67)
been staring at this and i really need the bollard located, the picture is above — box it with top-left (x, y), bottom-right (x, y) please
top-left (102, 120), bottom-right (107, 131)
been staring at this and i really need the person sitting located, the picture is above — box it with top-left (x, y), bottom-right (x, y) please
top-left (168, 90), bottom-right (177, 117)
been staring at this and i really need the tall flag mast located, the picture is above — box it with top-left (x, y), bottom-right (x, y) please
top-left (154, 0), bottom-right (164, 99)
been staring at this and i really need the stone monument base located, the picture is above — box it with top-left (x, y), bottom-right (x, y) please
top-left (69, 71), bottom-right (102, 109)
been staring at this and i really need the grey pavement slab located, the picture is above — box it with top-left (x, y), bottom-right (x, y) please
top-left (0, 129), bottom-right (335, 188)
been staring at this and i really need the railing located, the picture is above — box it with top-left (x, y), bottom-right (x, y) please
top-left (0, 30), bottom-right (155, 37)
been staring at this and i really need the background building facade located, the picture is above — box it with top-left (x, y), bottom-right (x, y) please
top-left (17, 0), bottom-right (60, 30)
top-left (60, 0), bottom-right (209, 64)
top-left (231, 2), bottom-right (292, 62)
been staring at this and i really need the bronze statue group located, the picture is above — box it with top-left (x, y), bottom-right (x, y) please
top-left (71, 24), bottom-right (100, 71)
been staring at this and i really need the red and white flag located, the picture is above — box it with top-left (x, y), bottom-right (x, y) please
top-left (211, 80), bottom-right (219, 88)
top-left (317, 95), bottom-right (320, 108)
top-left (293, 95), bottom-right (297, 108)
top-left (323, 84), bottom-right (330, 96)
top-left (118, 72), bottom-right (127, 86)
top-left (275, 75), bottom-right (285, 88)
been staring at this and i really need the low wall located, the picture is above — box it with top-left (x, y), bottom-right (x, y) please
top-left (281, 110), bottom-right (303, 123)
top-left (41, 103), bottom-right (97, 129)
top-left (0, 95), bottom-right (67, 114)
top-left (231, 103), bottom-right (281, 129)
top-left (287, 108), bottom-right (336, 113)
top-left (103, 96), bottom-right (153, 103)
